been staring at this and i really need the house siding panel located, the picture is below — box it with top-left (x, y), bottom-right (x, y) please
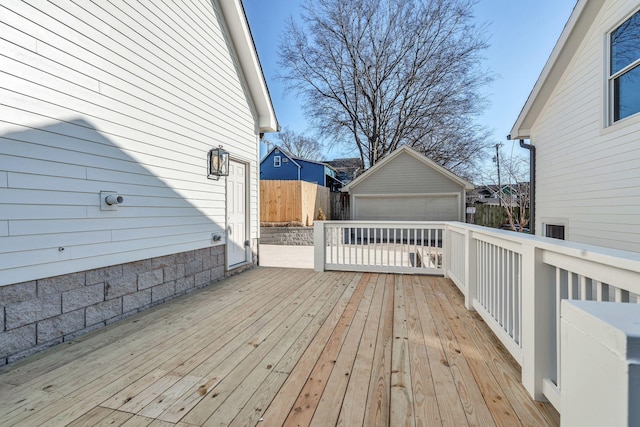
top-left (530, 1), bottom-right (640, 252)
top-left (259, 149), bottom-right (329, 186)
top-left (297, 161), bottom-right (326, 185)
top-left (260, 150), bottom-right (300, 180)
top-left (0, 0), bottom-right (261, 288)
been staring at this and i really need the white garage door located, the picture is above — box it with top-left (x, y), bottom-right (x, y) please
top-left (354, 195), bottom-right (459, 221)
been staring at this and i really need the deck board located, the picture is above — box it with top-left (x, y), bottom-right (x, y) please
top-left (0, 267), bottom-right (559, 426)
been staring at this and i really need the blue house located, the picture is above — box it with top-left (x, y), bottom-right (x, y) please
top-left (260, 146), bottom-right (342, 190)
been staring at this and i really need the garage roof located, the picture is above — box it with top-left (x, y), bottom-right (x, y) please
top-left (343, 145), bottom-right (474, 192)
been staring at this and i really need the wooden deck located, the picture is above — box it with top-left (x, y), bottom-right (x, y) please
top-left (0, 268), bottom-right (559, 426)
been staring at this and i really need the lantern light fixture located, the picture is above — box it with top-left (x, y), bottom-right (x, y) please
top-left (207, 146), bottom-right (229, 180)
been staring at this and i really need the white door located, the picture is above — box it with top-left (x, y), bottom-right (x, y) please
top-left (227, 160), bottom-right (247, 267)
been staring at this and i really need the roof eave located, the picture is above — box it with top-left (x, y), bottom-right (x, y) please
top-left (218, 0), bottom-right (279, 133)
top-left (344, 145), bottom-right (474, 191)
top-left (510, 0), bottom-right (604, 140)
top-left (260, 146), bottom-right (302, 168)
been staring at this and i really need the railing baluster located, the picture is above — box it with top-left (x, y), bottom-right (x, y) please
top-left (373, 228), bottom-right (377, 266)
top-left (489, 243), bottom-right (494, 316)
top-left (359, 227), bottom-right (363, 265)
top-left (414, 227), bottom-right (418, 268)
top-left (596, 280), bottom-right (603, 301)
top-left (556, 267), bottom-right (562, 390)
top-left (327, 226), bottom-right (332, 265)
top-left (484, 241), bottom-right (488, 307)
top-left (515, 252), bottom-right (520, 344)
top-left (568, 272), bottom-right (575, 299)
top-left (501, 247), bottom-right (505, 327)
top-left (507, 249), bottom-right (512, 337)
top-left (367, 227), bottom-right (371, 266)
top-left (580, 275), bottom-right (587, 301)
top-left (420, 228), bottom-right (425, 269)
top-left (480, 241), bottom-right (486, 306)
top-left (493, 244), bottom-right (498, 318)
top-left (400, 228), bottom-right (405, 267)
top-left (393, 228), bottom-right (397, 267)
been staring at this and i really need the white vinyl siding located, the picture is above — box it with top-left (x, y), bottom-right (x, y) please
top-left (0, 1), bottom-right (261, 286)
top-left (530, 1), bottom-right (640, 252)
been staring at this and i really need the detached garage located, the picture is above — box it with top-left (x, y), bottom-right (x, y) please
top-left (344, 146), bottom-right (473, 221)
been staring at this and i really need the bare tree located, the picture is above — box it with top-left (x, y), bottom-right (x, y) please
top-left (485, 149), bottom-right (530, 232)
top-left (279, 0), bottom-right (493, 172)
top-left (275, 127), bottom-right (323, 160)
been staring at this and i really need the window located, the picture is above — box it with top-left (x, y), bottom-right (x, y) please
top-left (610, 9), bottom-right (640, 122)
top-left (274, 155), bottom-right (281, 167)
top-left (545, 224), bottom-right (565, 240)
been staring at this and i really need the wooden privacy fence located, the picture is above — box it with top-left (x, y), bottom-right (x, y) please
top-left (260, 180), bottom-right (329, 225)
top-left (474, 204), bottom-right (529, 229)
top-left (330, 192), bottom-right (350, 220)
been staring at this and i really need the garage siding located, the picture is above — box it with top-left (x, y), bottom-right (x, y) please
top-left (349, 151), bottom-right (462, 194)
top-left (354, 195), bottom-right (459, 221)
top-left (347, 149), bottom-right (469, 222)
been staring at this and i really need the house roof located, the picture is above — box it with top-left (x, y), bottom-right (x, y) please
top-left (510, 0), bottom-right (605, 140)
top-left (343, 145), bottom-right (474, 192)
top-left (218, 1), bottom-right (279, 133)
top-left (261, 146), bottom-right (302, 168)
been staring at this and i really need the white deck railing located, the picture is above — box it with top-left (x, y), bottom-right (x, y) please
top-left (316, 221), bottom-right (445, 275)
top-left (314, 220), bottom-right (640, 412)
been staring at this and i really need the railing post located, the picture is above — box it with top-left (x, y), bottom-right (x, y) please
top-left (561, 300), bottom-right (640, 426)
top-left (464, 228), bottom-right (476, 310)
top-left (520, 242), bottom-right (556, 401)
top-left (314, 221), bottom-right (326, 272)
top-left (442, 224), bottom-right (450, 278)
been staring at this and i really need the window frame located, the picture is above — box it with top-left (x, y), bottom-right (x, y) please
top-left (607, 7), bottom-right (640, 125)
top-left (273, 155), bottom-right (281, 167)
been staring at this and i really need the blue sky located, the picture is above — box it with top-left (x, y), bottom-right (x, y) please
top-left (244, 0), bottom-right (577, 161)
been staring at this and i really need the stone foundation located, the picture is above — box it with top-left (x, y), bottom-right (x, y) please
top-left (0, 244), bottom-right (246, 366)
top-left (260, 227), bottom-right (314, 246)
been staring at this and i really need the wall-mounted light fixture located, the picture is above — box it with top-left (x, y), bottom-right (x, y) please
top-left (207, 146), bottom-right (230, 180)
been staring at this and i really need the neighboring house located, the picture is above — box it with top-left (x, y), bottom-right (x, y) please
top-left (343, 146), bottom-right (474, 221)
top-left (323, 158), bottom-right (362, 185)
top-left (510, 0), bottom-right (640, 251)
top-left (260, 146), bottom-right (342, 190)
top-left (467, 185), bottom-right (500, 206)
top-left (468, 184), bottom-right (530, 207)
top-left (0, 1), bottom-right (277, 363)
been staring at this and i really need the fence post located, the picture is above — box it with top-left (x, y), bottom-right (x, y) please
top-left (464, 228), bottom-right (476, 310)
top-left (520, 242), bottom-right (556, 401)
top-left (314, 221), bottom-right (326, 272)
